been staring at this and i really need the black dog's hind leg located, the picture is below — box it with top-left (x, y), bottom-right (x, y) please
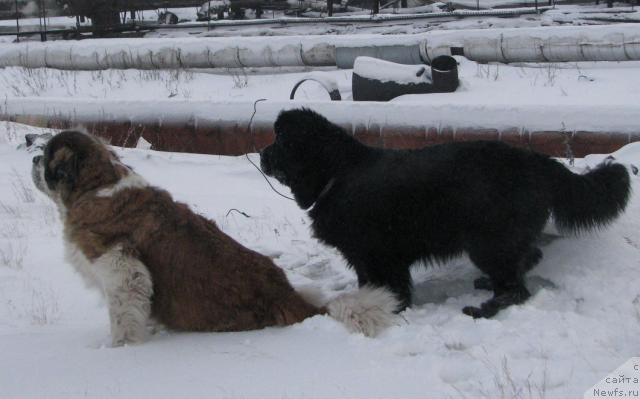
top-left (473, 247), bottom-right (542, 291)
top-left (472, 276), bottom-right (494, 291)
top-left (463, 243), bottom-right (534, 318)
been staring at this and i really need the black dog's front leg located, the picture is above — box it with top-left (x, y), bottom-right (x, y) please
top-left (354, 267), bottom-right (370, 287)
top-left (359, 266), bottom-right (413, 312)
top-left (462, 284), bottom-right (531, 319)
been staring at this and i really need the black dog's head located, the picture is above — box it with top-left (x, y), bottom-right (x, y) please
top-left (260, 108), bottom-right (366, 209)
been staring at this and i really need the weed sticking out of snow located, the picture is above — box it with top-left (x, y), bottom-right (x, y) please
top-left (228, 68), bottom-right (250, 89)
top-left (0, 240), bottom-right (26, 270)
top-left (0, 67), bottom-right (199, 100)
top-left (10, 167), bottom-right (35, 204)
top-left (24, 278), bottom-right (61, 326)
top-left (0, 121), bottom-right (19, 144)
top-left (452, 354), bottom-right (551, 399)
top-left (543, 64), bottom-right (558, 87)
top-left (476, 63), bottom-right (501, 81)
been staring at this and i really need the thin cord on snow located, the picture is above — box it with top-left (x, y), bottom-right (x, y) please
top-left (226, 208), bottom-right (251, 218)
top-left (244, 98), bottom-right (295, 201)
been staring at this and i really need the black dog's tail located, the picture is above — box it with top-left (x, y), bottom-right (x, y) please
top-left (547, 159), bottom-right (631, 233)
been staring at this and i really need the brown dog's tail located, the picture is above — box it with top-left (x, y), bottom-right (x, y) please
top-left (296, 285), bottom-right (399, 337)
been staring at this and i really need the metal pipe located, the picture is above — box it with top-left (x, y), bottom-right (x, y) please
top-left (0, 35), bottom-right (407, 69)
top-left (336, 44), bottom-right (422, 69)
top-left (421, 24), bottom-right (640, 64)
top-left (2, 24), bottom-right (640, 70)
top-left (1, 98), bottom-right (638, 157)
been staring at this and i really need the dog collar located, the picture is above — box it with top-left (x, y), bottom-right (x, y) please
top-left (310, 178), bottom-right (336, 210)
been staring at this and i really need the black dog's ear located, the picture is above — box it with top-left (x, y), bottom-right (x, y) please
top-left (274, 108), bottom-right (326, 136)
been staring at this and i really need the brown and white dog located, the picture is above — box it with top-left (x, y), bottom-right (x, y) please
top-left (31, 130), bottom-right (398, 346)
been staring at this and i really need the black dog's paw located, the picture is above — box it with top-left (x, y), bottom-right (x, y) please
top-left (462, 305), bottom-right (486, 319)
top-left (462, 302), bottom-right (503, 319)
top-left (462, 286), bottom-right (531, 319)
top-left (473, 277), bottom-right (493, 291)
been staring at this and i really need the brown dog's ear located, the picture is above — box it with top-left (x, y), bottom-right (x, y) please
top-left (45, 146), bottom-right (78, 190)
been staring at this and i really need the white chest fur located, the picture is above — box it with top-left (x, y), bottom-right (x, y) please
top-left (64, 240), bottom-right (101, 290)
top-left (63, 239), bottom-right (154, 346)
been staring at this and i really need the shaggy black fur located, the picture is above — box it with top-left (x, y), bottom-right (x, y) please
top-left (260, 108), bottom-right (631, 318)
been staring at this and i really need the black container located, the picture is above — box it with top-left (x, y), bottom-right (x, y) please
top-left (352, 55), bottom-right (459, 102)
top-left (430, 55), bottom-right (459, 93)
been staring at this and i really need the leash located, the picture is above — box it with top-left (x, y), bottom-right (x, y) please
top-left (244, 98), bottom-right (295, 202)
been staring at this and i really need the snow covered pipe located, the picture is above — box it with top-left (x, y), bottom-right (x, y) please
top-left (420, 24), bottom-right (640, 64)
top-left (2, 98), bottom-right (639, 157)
top-left (335, 44), bottom-right (423, 69)
top-left (337, 24), bottom-right (640, 67)
top-left (2, 24), bottom-right (640, 70)
top-left (0, 36), bottom-right (340, 69)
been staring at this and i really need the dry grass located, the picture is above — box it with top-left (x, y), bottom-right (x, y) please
top-left (0, 67), bottom-right (197, 98)
top-left (452, 355), bottom-right (549, 399)
top-left (28, 281), bottom-right (61, 325)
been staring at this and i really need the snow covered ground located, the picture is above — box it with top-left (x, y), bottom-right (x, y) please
top-left (1, 57), bottom-right (640, 106)
top-left (1, 4), bottom-right (640, 397)
top-left (0, 121), bottom-right (639, 399)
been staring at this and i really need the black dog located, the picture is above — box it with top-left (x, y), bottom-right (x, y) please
top-left (260, 108), bottom-right (631, 318)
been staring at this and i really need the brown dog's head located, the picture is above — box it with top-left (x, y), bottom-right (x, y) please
top-left (32, 131), bottom-right (125, 207)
